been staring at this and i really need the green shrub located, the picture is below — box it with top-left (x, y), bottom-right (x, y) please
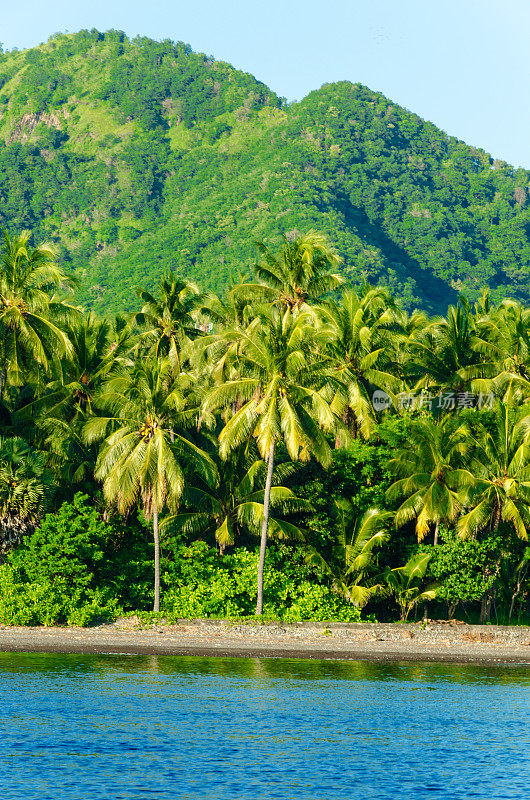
top-left (425, 528), bottom-right (511, 611)
top-left (9, 493), bottom-right (109, 588)
top-left (0, 564), bottom-right (120, 626)
top-left (161, 541), bottom-right (361, 622)
top-left (0, 493), bottom-right (123, 626)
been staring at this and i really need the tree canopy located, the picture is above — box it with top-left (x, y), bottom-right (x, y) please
top-left (0, 31), bottom-right (529, 314)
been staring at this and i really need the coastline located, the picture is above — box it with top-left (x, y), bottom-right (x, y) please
top-left (1, 619), bottom-right (530, 665)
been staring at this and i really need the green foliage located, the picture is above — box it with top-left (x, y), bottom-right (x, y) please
top-left (0, 31), bottom-right (529, 313)
top-left (0, 564), bottom-right (119, 626)
top-left (306, 501), bottom-right (391, 607)
top-left (382, 552), bottom-right (438, 621)
top-left (294, 419), bottom-right (402, 553)
top-left (1, 220), bottom-right (530, 626)
top-left (426, 529), bottom-right (501, 604)
top-left (1, 494), bottom-right (122, 625)
top-left (161, 541), bottom-right (361, 621)
top-left (387, 415), bottom-right (472, 542)
top-left (165, 442), bottom-right (308, 551)
top-left (9, 493), bottom-right (108, 587)
top-left (0, 436), bottom-right (55, 548)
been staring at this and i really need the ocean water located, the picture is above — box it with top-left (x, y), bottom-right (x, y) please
top-left (0, 652), bottom-right (528, 800)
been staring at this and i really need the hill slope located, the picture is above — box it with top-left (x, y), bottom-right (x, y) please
top-left (0, 30), bottom-right (529, 313)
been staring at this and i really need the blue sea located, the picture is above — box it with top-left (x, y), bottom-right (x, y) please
top-left (1, 653), bottom-right (528, 799)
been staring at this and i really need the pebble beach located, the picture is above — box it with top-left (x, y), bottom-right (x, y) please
top-left (1, 619), bottom-right (529, 664)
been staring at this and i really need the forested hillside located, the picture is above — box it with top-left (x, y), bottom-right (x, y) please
top-left (0, 29), bottom-right (529, 313)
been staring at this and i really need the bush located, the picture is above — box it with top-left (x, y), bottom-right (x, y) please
top-left (424, 527), bottom-right (523, 618)
top-left (161, 541), bottom-right (361, 622)
top-left (0, 564), bottom-right (120, 626)
top-left (0, 495), bottom-right (363, 625)
top-left (9, 493), bottom-right (107, 588)
top-left (1, 493), bottom-right (123, 626)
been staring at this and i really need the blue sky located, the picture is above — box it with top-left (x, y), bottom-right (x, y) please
top-left (2, 0), bottom-right (529, 167)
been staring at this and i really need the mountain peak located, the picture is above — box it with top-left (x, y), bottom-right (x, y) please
top-left (0, 31), bottom-right (528, 313)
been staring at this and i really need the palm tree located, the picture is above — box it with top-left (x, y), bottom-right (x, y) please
top-left (306, 500), bottom-right (391, 607)
top-left (202, 278), bottom-right (255, 330)
top-left (406, 297), bottom-right (479, 395)
top-left (134, 273), bottom-right (206, 376)
top-left (164, 441), bottom-right (309, 553)
top-left (238, 230), bottom-right (345, 311)
top-left (457, 404), bottom-right (530, 541)
top-left (0, 436), bottom-right (54, 549)
top-left (30, 311), bottom-right (134, 421)
top-left (84, 358), bottom-right (217, 611)
top-left (318, 286), bottom-right (401, 439)
top-left (0, 230), bottom-right (76, 396)
top-left (18, 312), bottom-right (135, 484)
top-left (203, 306), bottom-right (345, 614)
top-left (382, 552), bottom-right (437, 621)
top-left (470, 298), bottom-right (530, 404)
top-left (387, 416), bottom-right (471, 544)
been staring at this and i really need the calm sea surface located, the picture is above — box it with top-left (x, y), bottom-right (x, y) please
top-left (0, 652), bottom-right (528, 799)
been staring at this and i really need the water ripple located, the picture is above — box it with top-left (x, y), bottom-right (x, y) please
top-left (0, 653), bottom-right (528, 800)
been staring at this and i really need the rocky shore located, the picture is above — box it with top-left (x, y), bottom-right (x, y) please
top-left (1, 618), bottom-right (530, 664)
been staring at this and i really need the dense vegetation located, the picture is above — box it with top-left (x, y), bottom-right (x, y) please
top-left (0, 30), bottom-right (530, 313)
top-left (0, 228), bottom-right (529, 626)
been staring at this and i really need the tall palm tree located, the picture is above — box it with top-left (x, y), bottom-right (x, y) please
top-left (470, 299), bottom-right (530, 404)
top-left (84, 358), bottom-right (217, 611)
top-left (387, 416), bottom-right (471, 544)
top-left (164, 441), bottom-right (308, 553)
top-left (203, 306), bottom-right (344, 614)
top-left (0, 230), bottom-right (76, 395)
top-left (238, 230), bottom-right (345, 311)
top-left (134, 273), bottom-right (206, 376)
top-left (457, 404), bottom-right (530, 541)
top-left (306, 500), bottom-right (391, 606)
top-left (318, 286), bottom-right (400, 439)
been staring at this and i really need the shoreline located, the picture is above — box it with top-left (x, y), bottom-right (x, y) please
top-left (1, 619), bottom-right (530, 665)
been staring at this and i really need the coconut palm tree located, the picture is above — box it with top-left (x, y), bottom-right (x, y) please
top-left (164, 441), bottom-right (309, 553)
top-left (134, 273), bottom-right (206, 376)
top-left (318, 286), bottom-right (401, 439)
top-left (406, 297), bottom-right (479, 395)
top-left (305, 500), bottom-right (391, 607)
top-left (237, 230), bottom-right (345, 311)
top-left (470, 298), bottom-right (530, 404)
top-left (457, 404), bottom-right (530, 541)
top-left (84, 357), bottom-right (217, 611)
top-left (387, 416), bottom-right (471, 544)
top-left (202, 306), bottom-right (345, 614)
top-left (16, 312), bottom-right (136, 484)
top-left (0, 230), bottom-right (77, 395)
top-left (29, 312), bottom-right (134, 423)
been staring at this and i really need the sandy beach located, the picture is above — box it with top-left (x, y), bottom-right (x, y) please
top-left (0, 619), bottom-right (529, 664)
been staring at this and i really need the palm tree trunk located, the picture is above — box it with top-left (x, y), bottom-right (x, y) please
top-left (433, 521), bottom-right (439, 546)
top-left (0, 363), bottom-right (6, 402)
top-left (509, 566), bottom-right (526, 623)
top-left (255, 441), bottom-right (275, 616)
top-left (153, 505), bottom-right (160, 613)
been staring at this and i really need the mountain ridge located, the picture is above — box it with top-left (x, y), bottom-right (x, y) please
top-left (0, 29), bottom-right (528, 313)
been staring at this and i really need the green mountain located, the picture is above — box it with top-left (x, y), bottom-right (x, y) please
top-left (0, 29), bottom-right (529, 313)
